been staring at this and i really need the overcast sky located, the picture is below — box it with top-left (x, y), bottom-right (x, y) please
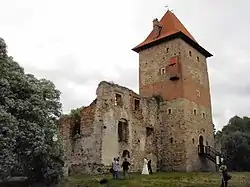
top-left (1, 0), bottom-right (249, 130)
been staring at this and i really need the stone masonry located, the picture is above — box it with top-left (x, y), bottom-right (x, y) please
top-left (59, 10), bottom-right (217, 174)
top-left (60, 81), bottom-right (159, 174)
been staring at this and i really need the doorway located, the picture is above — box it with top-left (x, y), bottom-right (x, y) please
top-left (199, 135), bottom-right (204, 154)
top-left (122, 150), bottom-right (130, 158)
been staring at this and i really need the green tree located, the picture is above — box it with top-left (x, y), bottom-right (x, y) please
top-left (216, 115), bottom-right (250, 171)
top-left (0, 37), bottom-right (64, 184)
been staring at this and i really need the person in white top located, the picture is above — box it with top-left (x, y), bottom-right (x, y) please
top-left (141, 157), bottom-right (149, 175)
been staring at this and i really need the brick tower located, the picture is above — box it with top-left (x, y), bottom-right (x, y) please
top-left (132, 10), bottom-right (215, 171)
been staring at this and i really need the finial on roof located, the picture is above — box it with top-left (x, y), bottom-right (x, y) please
top-left (164, 5), bottom-right (174, 12)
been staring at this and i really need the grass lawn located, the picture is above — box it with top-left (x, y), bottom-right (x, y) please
top-left (64, 172), bottom-right (250, 187)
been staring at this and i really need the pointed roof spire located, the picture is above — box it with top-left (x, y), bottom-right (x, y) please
top-left (132, 10), bottom-right (212, 58)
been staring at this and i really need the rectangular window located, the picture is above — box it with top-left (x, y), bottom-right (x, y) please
top-left (146, 127), bottom-right (153, 137)
top-left (118, 120), bottom-right (129, 143)
top-left (115, 93), bottom-right (122, 106)
top-left (134, 99), bottom-right (140, 110)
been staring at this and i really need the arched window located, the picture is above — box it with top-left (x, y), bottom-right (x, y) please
top-left (198, 135), bottom-right (204, 154)
top-left (122, 150), bottom-right (130, 158)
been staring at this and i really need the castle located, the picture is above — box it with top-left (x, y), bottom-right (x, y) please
top-left (59, 10), bottom-right (217, 174)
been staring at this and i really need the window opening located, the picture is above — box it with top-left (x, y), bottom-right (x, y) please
top-left (146, 127), bottom-right (153, 137)
top-left (115, 93), bottom-right (122, 106)
top-left (202, 112), bottom-right (206, 118)
top-left (161, 68), bottom-right (165, 75)
top-left (118, 119), bottom-right (129, 143)
top-left (122, 150), bottom-right (130, 158)
top-left (72, 122), bottom-right (80, 137)
top-left (168, 108), bottom-right (172, 114)
top-left (170, 137), bottom-right (173, 143)
top-left (134, 99), bottom-right (140, 110)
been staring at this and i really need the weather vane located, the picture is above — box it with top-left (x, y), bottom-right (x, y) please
top-left (164, 5), bottom-right (174, 12)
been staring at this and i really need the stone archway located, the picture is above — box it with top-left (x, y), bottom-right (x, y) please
top-left (199, 135), bottom-right (204, 154)
top-left (122, 150), bottom-right (130, 158)
top-left (199, 135), bottom-right (204, 145)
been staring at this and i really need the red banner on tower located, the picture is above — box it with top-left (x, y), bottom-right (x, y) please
top-left (168, 56), bottom-right (178, 66)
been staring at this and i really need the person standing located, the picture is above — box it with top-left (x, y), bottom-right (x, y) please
top-left (141, 157), bottom-right (149, 175)
top-left (121, 158), bottom-right (131, 178)
top-left (219, 164), bottom-right (231, 187)
top-left (112, 158), bottom-right (119, 179)
top-left (148, 159), bottom-right (153, 174)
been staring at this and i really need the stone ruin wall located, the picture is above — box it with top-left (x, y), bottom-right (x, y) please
top-left (59, 99), bottom-right (104, 174)
top-left (96, 81), bottom-right (159, 172)
top-left (59, 81), bottom-right (160, 174)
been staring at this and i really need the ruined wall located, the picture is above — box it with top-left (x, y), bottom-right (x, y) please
top-left (70, 101), bottom-right (102, 173)
top-left (59, 100), bottom-right (105, 174)
top-left (60, 81), bottom-right (160, 174)
top-left (97, 81), bottom-right (159, 172)
top-left (59, 116), bottom-right (73, 166)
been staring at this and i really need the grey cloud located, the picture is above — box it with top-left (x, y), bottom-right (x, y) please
top-left (24, 54), bottom-right (103, 85)
top-left (25, 54), bottom-right (139, 90)
top-left (3, 0), bottom-right (250, 131)
top-left (23, 55), bottom-right (139, 114)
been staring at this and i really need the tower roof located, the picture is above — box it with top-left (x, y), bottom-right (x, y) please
top-left (132, 11), bottom-right (212, 58)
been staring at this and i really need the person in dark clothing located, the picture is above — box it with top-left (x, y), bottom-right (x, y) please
top-left (148, 159), bottom-right (153, 174)
top-left (219, 164), bottom-right (231, 187)
top-left (121, 158), bottom-right (131, 177)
